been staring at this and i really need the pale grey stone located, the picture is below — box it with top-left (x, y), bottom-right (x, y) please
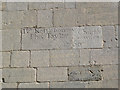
top-left (80, 49), bottom-right (90, 65)
top-left (72, 26), bottom-right (103, 48)
top-left (3, 68), bottom-right (35, 83)
top-left (38, 10), bottom-right (53, 27)
top-left (2, 29), bottom-right (21, 51)
top-left (102, 26), bottom-right (117, 48)
top-left (11, 51), bottom-right (29, 67)
top-left (102, 65), bottom-right (118, 80)
top-left (50, 81), bottom-right (87, 88)
top-left (91, 48), bottom-right (118, 65)
top-left (22, 10), bottom-right (37, 27)
top-left (2, 11), bottom-right (24, 29)
top-left (68, 65), bottom-right (103, 81)
top-left (2, 52), bottom-right (10, 67)
top-left (31, 51), bottom-right (49, 67)
top-left (18, 83), bottom-right (49, 88)
top-left (0, 69), bottom-right (2, 82)
top-left (37, 67), bottom-right (67, 81)
top-left (29, 2), bottom-right (46, 10)
top-left (50, 50), bottom-right (80, 66)
top-left (54, 9), bottom-right (77, 27)
top-left (64, 2), bottom-right (76, 9)
top-left (4, 2), bottom-right (28, 11)
top-left (2, 83), bottom-right (17, 88)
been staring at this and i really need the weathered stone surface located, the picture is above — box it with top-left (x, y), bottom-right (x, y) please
top-left (102, 26), bottom-right (117, 48)
top-left (2, 52), bottom-right (10, 67)
top-left (72, 26), bottom-right (103, 48)
top-left (64, 1), bottom-right (76, 9)
top-left (38, 10), bottom-right (53, 27)
top-left (2, 29), bottom-right (21, 51)
top-left (86, 7), bottom-right (118, 25)
top-left (11, 51), bottom-right (29, 67)
top-left (37, 67), bottom-right (67, 81)
top-left (2, 83), bottom-right (17, 88)
top-left (3, 68), bottom-right (35, 82)
top-left (18, 83), bottom-right (49, 88)
top-left (3, 2), bottom-right (28, 11)
top-left (22, 10), bottom-right (37, 27)
top-left (68, 65), bottom-right (103, 81)
top-left (0, 11), bottom-right (2, 29)
top-left (31, 51), bottom-right (49, 67)
top-left (29, 2), bottom-right (46, 10)
top-left (2, 11), bottom-right (23, 29)
top-left (22, 27), bottom-right (72, 50)
top-left (54, 9), bottom-right (77, 27)
top-left (102, 65), bottom-right (118, 80)
top-left (80, 49), bottom-right (90, 65)
top-left (91, 48), bottom-right (118, 65)
top-left (50, 50), bottom-right (80, 66)
top-left (50, 81), bottom-right (87, 88)
top-left (0, 52), bottom-right (2, 68)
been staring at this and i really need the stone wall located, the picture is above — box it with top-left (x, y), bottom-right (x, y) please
top-left (0, 2), bottom-right (119, 88)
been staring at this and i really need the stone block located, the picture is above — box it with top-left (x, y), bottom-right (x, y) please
top-left (38, 10), bottom-right (53, 27)
top-left (2, 29), bottom-right (21, 51)
top-left (102, 65), bottom-right (118, 80)
top-left (0, 69), bottom-right (2, 82)
top-left (2, 11), bottom-right (24, 29)
top-left (22, 10), bottom-right (37, 27)
top-left (80, 49), bottom-right (90, 65)
top-left (102, 26), bottom-right (117, 48)
top-left (18, 83), bottom-right (49, 88)
top-left (64, 1), bottom-right (76, 9)
top-left (31, 51), bottom-right (49, 67)
top-left (2, 83), bottom-right (17, 88)
top-left (3, 2), bottom-right (28, 11)
top-left (29, 2), bottom-right (46, 10)
top-left (50, 81), bottom-right (87, 88)
top-left (54, 9), bottom-right (77, 27)
top-left (2, 52), bottom-right (10, 67)
top-left (68, 65), bottom-right (103, 81)
top-left (50, 50), bottom-right (80, 66)
top-left (72, 26), bottom-right (103, 48)
top-left (37, 67), bottom-right (67, 81)
top-left (91, 48), bottom-right (118, 65)
top-left (3, 68), bottom-right (35, 83)
top-left (11, 51), bottom-right (29, 67)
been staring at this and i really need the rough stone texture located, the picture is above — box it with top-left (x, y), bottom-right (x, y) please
top-left (3, 2), bottom-right (28, 11)
top-left (50, 82), bottom-right (87, 88)
top-left (22, 27), bottom-right (72, 50)
top-left (11, 51), bottom-right (29, 67)
top-left (0, 11), bottom-right (2, 29)
top-left (31, 51), bottom-right (49, 67)
top-left (38, 10), bottom-right (53, 27)
top-left (102, 26), bottom-right (117, 48)
top-left (102, 65), bottom-right (118, 80)
top-left (50, 50), bottom-right (80, 66)
top-left (54, 9), bottom-right (77, 27)
top-left (72, 26), bottom-right (103, 48)
top-left (2, 83), bottom-right (17, 88)
top-left (37, 67), bottom-right (67, 81)
top-left (22, 10), bottom-right (37, 27)
top-left (3, 68), bottom-right (35, 83)
top-left (64, 2), bottom-right (76, 9)
top-left (80, 49), bottom-right (90, 65)
top-left (0, 52), bottom-right (2, 68)
top-left (91, 48), bottom-right (118, 65)
top-left (68, 65), bottom-right (103, 81)
top-left (2, 52), bottom-right (10, 67)
top-left (18, 83), bottom-right (49, 88)
top-left (2, 29), bottom-right (21, 51)
top-left (2, 11), bottom-right (23, 30)
top-left (29, 2), bottom-right (46, 10)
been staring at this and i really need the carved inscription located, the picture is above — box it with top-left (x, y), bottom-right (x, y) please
top-left (22, 27), bottom-right (72, 49)
top-left (72, 26), bottom-right (103, 48)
